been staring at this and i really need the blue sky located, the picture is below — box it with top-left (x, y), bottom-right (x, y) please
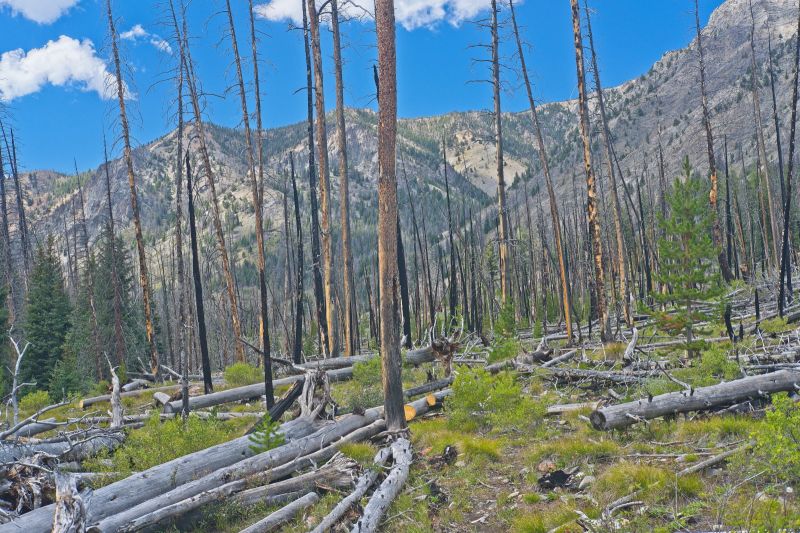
top-left (0, 0), bottom-right (725, 173)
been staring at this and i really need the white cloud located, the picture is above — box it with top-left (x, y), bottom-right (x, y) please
top-left (254, 0), bottom-right (490, 30)
top-left (0, 35), bottom-right (120, 102)
top-left (120, 24), bottom-right (173, 54)
top-left (0, 0), bottom-right (79, 24)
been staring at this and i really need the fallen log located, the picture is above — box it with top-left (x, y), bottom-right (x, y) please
top-left (541, 349), bottom-right (579, 368)
top-left (677, 441), bottom-right (754, 477)
top-left (311, 446), bottom-right (393, 533)
top-left (541, 367), bottom-right (652, 385)
top-left (78, 383), bottom-right (182, 409)
top-left (0, 432), bottom-right (124, 464)
top-left (546, 402), bottom-right (600, 416)
top-left (591, 370), bottom-right (800, 430)
top-left (403, 378), bottom-right (453, 399)
top-left (89, 393), bottom-right (448, 533)
top-left (0, 417), bottom-right (325, 532)
top-left (239, 491), bottom-right (319, 533)
top-left (121, 379), bottom-right (151, 393)
top-left (152, 392), bottom-right (172, 407)
top-left (112, 456), bottom-right (356, 532)
top-left (351, 438), bottom-right (412, 533)
top-left (162, 367), bottom-right (353, 414)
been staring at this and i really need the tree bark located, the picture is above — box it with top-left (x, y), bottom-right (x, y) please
top-left (570, 0), bottom-right (609, 341)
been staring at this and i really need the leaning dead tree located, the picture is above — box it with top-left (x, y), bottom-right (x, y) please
top-left (178, 2), bottom-right (246, 365)
top-left (224, 0), bottom-right (274, 407)
top-left (570, 0), bottom-right (609, 341)
top-left (105, 0), bottom-right (160, 375)
top-left (508, 0), bottom-right (572, 341)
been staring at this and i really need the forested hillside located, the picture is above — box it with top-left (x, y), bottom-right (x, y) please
top-left (3, 0), bottom-right (800, 531)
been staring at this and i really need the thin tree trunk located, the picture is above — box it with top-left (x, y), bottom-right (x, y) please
top-left (490, 0), bottom-right (510, 306)
top-left (508, 0), bottom-right (571, 341)
top-left (106, 0), bottom-right (160, 375)
top-left (290, 154), bottom-right (305, 364)
top-left (694, 0), bottom-right (733, 282)
top-left (102, 137), bottom-right (127, 367)
top-left (186, 156), bottom-right (213, 393)
top-left (0, 140), bottom-right (16, 321)
top-left (584, 0), bottom-right (630, 327)
top-left (224, 0), bottom-right (273, 407)
top-left (779, 3), bottom-right (800, 315)
top-left (306, 0), bottom-right (338, 358)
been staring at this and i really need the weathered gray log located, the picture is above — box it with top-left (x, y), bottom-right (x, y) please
top-left (87, 415), bottom-right (374, 532)
top-left (403, 378), bottom-right (453, 399)
top-left (0, 433), bottom-right (124, 464)
top-left (677, 441), bottom-right (754, 476)
top-left (546, 402), bottom-right (600, 416)
top-left (622, 328), bottom-right (639, 362)
top-left (162, 367), bottom-right (354, 414)
top-left (542, 367), bottom-right (652, 385)
top-left (78, 383), bottom-right (181, 409)
top-left (3, 418), bottom-right (60, 439)
top-left (229, 490), bottom-right (307, 510)
top-left (299, 353), bottom-right (377, 371)
top-left (404, 346), bottom-right (435, 366)
top-left (0, 417), bottom-right (324, 532)
top-left (351, 438), bottom-right (412, 533)
top-left (239, 491), bottom-right (319, 533)
top-left (541, 349), bottom-right (579, 368)
top-left (88, 392), bottom-right (447, 533)
top-left (52, 473), bottom-right (86, 533)
top-left (112, 456), bottom-right (356, 532)
top-left (311, 446), bottom-right (393, 533)
top-left (121, 379), bottom-right (150, 393)
top-left (591, 370), bottom-right (800, 430)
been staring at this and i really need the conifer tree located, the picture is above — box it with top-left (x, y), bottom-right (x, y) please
top-left (653, 158), bottom-right (724, 357)
top-left (21, 236), bottom-right (71, 389)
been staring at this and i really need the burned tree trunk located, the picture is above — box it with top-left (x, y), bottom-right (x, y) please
top-left (375, 0), bottom-right (405, 431)
top-left (570, 0), bottom-right (609, 341)
top-left (290, 154), bottom-right (305, 364)
top-left (105, 0), bottom-right (160, 375)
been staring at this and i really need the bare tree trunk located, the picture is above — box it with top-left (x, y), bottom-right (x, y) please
top-left (105, 0), bottom-right (160, 375)
top-left (509, 0), bottom-right (572, 342)
top-left (306, 0), bottom-right (339, 358)
top-left (301, 0), bottom-right (329, 358)
top-left (490, 0), bottom-right (510, 306)
top-left (375, 0), bottom-right (405, 431)
top-left (289, 154), bottom-right (305, 364)
top-left (167, 0), bottom-right (190, 416)
top-left (584, 0), bottom-right (630, 328)
top-left (779, 3), bottom-right (800, 316)
top-left (2, 127), bottom-right (30, 282)
top-left (331, 0), bottom-right (356, 357)
top-left (694, 0), bottom-right (733, 282)
top-left (443, 138), bottom-right (457, 325)
top-left (179, 9), bottom-right (245, 365)
top-left (0, 141), bottom-right (16, 321)
top-left (748, 0), bottom-right (779, 267)
top-left (186, 156), bottom-right (213, 393)
top-left (224, 0), bottom-right (273, 407)
top-left (102, 137), bottom-right (127, 367)
top-left (570, 0), bottom-right (608, 341)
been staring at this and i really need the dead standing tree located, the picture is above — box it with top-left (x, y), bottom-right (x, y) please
top-left (570, 0), bottom-right (609, 341)
top-left (375, 0), bottom-right (405, 431)
top-left (179, 2), bottom-right (246, 365)
top-left (306, 0), bottom-right (339, 358)
top-left (224, 0), bottom-right (274, 408)
top-left (105, 0), bottom-right (160, 375)
top-left (583, 0), bottom-right (630, 328)
top-left (694, 0), bottom-right (733, 282)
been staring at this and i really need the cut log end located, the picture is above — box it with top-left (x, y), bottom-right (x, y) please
top-left (404, 405), bottom-right (417, 422)
top-left (589, 410), bottom-right (607, 431)
top-left (425, 394), bottom-right (437, 407)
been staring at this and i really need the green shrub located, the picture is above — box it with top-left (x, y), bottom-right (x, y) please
top-left (754, 392), bottom-right (800, 480)
top-left (334, 357), bottom-right (383, 413)
top-left (86, 414), bottom-right (244, 476)
top-left (448, 368), bottom-right (544, 433)
top-left (495, 302), bottom-right (516, 337)
top-left (224, 362), bottom-right (262, 387)
top-left (19, 390), bottom-right (52, 413)
top-left (696, 345), bottom-right (739, 382)
top-left (488, 337), bottom-right (521, 363)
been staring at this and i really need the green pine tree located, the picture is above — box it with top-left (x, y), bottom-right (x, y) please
top-left (652, 157), bottom-right (724, 357)
top-left (21, 235), bottom-right (71, 390)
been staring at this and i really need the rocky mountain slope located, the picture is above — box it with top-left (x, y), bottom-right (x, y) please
top-left (16, 0), bottom-right (797, 271)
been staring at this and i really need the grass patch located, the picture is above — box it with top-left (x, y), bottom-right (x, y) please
top-left (339, 442), bottom-right (379, 466)
top-left (223, 362), bottom-right (262, 387)
top-left (593, 462), bottom-right (671, 505)
top-left (527, 436), bottom-right (619, 467)
top-left (412, 418), bottom-right (502, 460)
top-left (676, 415), bottom-right (756, 442)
